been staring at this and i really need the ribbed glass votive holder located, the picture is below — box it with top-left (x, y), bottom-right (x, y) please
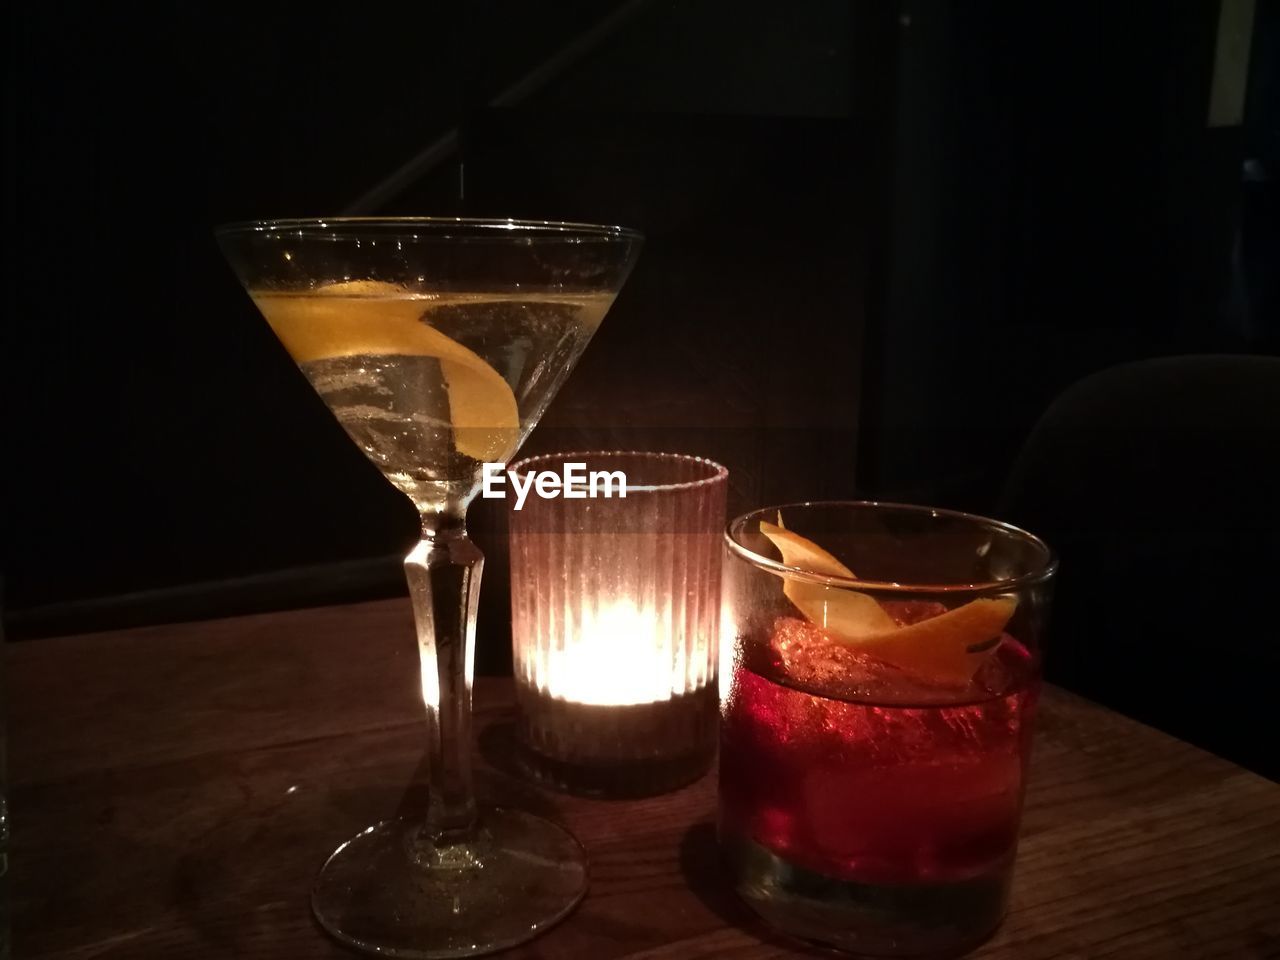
top-left (508, 451), bottom-right (728, 797)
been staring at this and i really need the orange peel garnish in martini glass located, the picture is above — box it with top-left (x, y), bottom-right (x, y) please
top-left (252, 279), bottom-right (519, 462)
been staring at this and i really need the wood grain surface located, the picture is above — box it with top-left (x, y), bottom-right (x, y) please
top-left (7, 599), bottom-right (1279, 959)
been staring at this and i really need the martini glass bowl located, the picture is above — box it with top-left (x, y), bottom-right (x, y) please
top-left (217, 217), bottom-right (641, 958)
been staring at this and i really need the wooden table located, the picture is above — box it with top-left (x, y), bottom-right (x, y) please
top-left (8, 599), bottom-right (1279, 959)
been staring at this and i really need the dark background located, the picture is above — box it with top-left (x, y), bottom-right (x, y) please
top-left (5, 2), bottom-right (1278, 774)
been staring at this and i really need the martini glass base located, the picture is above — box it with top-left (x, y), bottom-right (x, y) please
top-left (311, 808), bottom-right (588, 959)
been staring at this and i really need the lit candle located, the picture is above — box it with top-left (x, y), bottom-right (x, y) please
top-left (507, 452), bottom-right (728, 797)
top-left (540, 600), bottom-right (678, 706)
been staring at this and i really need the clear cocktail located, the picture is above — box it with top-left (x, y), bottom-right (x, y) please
top-left (218, 219), bottom-right (641, 959)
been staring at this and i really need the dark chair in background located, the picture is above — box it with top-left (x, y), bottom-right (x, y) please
top-left (999, 355), bottom-right (1280, 779)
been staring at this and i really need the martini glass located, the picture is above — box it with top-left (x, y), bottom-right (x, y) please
top-left (217, 218), bottom-right (641, 958)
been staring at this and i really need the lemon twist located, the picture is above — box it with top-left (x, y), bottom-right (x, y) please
top-left (253, 280), bottom-right (519, 462)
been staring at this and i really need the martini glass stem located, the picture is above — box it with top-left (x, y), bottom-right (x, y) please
top-left (404, 509), bottom-right (482, 841)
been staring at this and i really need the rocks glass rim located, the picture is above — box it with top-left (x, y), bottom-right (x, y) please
top-left (726, 500), bottom-right (1058, 594)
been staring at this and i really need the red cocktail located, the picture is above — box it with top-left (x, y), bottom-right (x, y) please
top-left (719, 504), bottom-right (1055, 956)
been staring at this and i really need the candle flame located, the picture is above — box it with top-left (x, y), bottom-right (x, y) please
top-left (535, 600), bottom-right (697, 706)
